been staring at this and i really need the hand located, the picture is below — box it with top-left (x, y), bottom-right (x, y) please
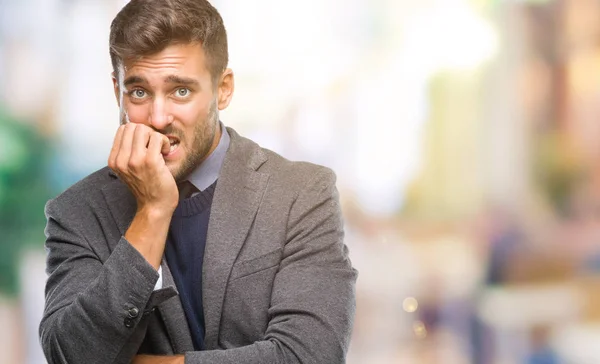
top-left (109, 123), bottom-right (178, 269)
top-left (108, 123), bottom-right (178, 214)
top-left (132, 355), bottom-right (184, 364)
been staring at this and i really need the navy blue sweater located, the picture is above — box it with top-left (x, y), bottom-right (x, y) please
top-left (164, 181), bottom-right (217, 350)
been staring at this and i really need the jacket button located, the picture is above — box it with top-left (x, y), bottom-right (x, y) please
top-left (127, 307), bottom-right (139, 318)
top-left (124, 317), bottom-right (134, 328)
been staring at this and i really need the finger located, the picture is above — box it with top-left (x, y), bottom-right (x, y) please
top-left (108, 125), bottom-right (126, 168)
top-left (115, 123), bottom-right (137, 170)
top-left (147, 132), bottom-right (170, 160)
top-left (161, 135), bottom-right (171, 156)
top-left (148, 132), bottom-right (171, 156)
top-left (131, 125), bottom-right (152, 161)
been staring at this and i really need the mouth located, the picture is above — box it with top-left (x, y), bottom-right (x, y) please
top-left (166, 136), bottom-right (180, 156)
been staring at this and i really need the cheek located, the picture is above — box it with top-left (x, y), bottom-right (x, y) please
top-left (123, 103), bottom-right (150, 124)
top-left (175, 102), bottom-right (208, 128)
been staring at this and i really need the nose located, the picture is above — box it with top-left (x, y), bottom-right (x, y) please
top-left (148, 98), bottom-right (173, 130)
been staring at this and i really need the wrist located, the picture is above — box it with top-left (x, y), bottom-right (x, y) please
top-left (125, 207), bottom-right (173, 269)
top-left (137, 204), bottom-right (176, 221)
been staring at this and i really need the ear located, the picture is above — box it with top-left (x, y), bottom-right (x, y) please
top-left (111, 72), bottom-right (121, 107)
top-left (217, 68), bottom-right (234, 110)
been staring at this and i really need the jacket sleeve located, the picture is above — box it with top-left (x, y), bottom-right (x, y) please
top-left (39, 195), bottom-right (168, 364)
top-left (185, 167), bottom-right (358, 364)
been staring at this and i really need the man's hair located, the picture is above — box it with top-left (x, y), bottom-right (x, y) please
top-left (109, 0), bottom-right (228, 85)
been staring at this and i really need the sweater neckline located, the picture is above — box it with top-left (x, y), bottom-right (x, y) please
top-left (173, 181), bottom-right (217, 217)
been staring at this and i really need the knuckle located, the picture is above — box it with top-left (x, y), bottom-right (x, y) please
top-left (125, 123), bottom-right (137, 132)
top-left (115, 161), bottom-right (127, 173)
top-left (142, 158), bottom-right (153, 168)
top-left (143, 128), bottom-right (154, 139)
top-left (115, 156), bottom-right (128, 171)
top-left (148, 133), bottom-right (159, 145)
top-left (127, 156), bottom-right (141, 169)
top-left (138, 124), bottom-right (152, 132)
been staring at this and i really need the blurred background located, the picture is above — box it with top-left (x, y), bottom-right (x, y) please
top-left (2, 0), bottom-right (600, 362)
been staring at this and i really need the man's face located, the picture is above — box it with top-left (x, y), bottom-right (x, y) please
top-left (113, 43), bottom-right (233, 181)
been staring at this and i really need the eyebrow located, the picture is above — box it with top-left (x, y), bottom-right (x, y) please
top-left (123, 75), bottom-right (200, 87)
top-left (123, 76), bottom-right (146, 87)
top-left (165, 75), bottom-right (199, 87)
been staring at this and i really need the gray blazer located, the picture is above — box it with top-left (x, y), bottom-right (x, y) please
top-left (40, 127), bottom-right (357, 364)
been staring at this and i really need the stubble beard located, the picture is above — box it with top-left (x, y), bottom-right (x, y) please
top-left (171, 98), bottom-right (219, 182)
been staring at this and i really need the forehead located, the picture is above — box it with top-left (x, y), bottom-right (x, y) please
top-left (120, 42), bottom-right (210, 82)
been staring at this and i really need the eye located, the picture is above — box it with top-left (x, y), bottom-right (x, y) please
top-left (130, 89), bottom-right (147, 99)
top-left (175, 88), bottom-right (190, 97)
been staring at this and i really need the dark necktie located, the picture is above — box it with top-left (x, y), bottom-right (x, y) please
top-left (178, 180), bottom-right (199, 200)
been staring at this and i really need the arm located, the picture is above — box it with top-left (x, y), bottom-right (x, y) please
top-left (137, 168), bottom-right (358, 364)
top-left (40, 200), bottom-right (162, 364)
top-left (40, 124), bottom-right (178, 364)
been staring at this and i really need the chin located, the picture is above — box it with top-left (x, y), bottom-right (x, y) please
top-left (167, 164), bottom-right (183, 180)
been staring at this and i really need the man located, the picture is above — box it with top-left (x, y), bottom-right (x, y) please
top-left (39, 0), bottom-right (357, 363)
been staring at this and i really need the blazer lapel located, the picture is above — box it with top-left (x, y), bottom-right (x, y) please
top-left (202, 127), bottom-right (269, 349)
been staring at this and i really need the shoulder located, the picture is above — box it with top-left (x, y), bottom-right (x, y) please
top-left (230, 128), bottom-right (335, 186)
top-left (45, 166), bottom-right (116, 217)
top-left (260, 148), bottom-right (336, 188)
top-left (235, 135), bottom-right (337, 200)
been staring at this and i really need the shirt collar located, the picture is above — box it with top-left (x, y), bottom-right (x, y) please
top-left (185, 121), bottom-right (230, 191)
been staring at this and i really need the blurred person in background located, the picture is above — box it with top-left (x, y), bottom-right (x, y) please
top-left (39, 0), bottom-right (357, 363)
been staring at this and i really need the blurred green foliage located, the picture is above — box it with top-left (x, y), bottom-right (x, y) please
top-left (0, 107), bottom-right (54, 296)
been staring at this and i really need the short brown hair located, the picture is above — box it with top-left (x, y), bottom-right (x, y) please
top-left (109, 0), bottom-right (228, 85)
